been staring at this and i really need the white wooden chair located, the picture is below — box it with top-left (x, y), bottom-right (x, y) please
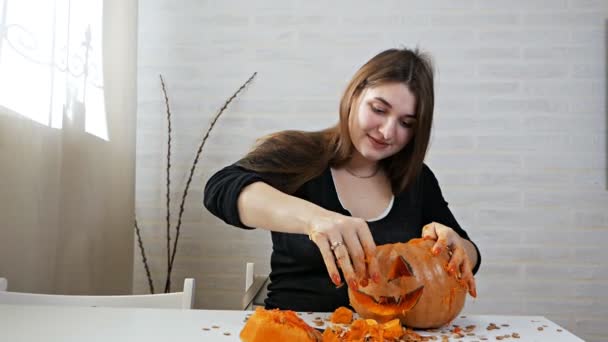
top-left (0, 277), bottom-right (7, 291)
top-left (242, 262), bottom-right (269, 310)
top-left (0, 278), bottom-right (195, 309)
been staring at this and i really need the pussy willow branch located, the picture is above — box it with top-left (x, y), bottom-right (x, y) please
top-left (163, 72), bottom-right (258, 293)
top-left (134, 219), bottom-right (155, 294)
top-left (159, 75), bottom-right (173, 277)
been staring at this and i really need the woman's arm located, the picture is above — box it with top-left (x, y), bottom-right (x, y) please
top-left (204, 165), bottom-right (380, 289)
top-left (420, 164), bottom-right (481, 297)
top-left (462, 239), bottom-right (479, 270)
top-left (238, 181), bottom-right (380, 289)
top-left (420, 164), bottom-right (482, 274)
top-left (237, 181), bottom-right (328, 235)
top-left (422, 222), bottom-right (478, 298)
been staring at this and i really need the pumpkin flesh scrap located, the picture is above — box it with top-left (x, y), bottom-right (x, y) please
top-left (240, 307), bottom-right (322, 342)
top-left (325, 317), bottom-right (409, 341)
top-left (348, 319), bottom-right (383, 341)
top-left (382, 319), bottom-right (405, 339)
top-left (329, 306), bottom-right (354, 324)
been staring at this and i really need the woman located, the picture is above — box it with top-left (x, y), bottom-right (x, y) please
top-left (204, 47), bottom-right (480, 312)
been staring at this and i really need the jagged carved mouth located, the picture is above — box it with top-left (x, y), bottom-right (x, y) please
top-left (354, 285), bottom-right (424, 310)
top-left (373, 286), bottom-right (424, 306)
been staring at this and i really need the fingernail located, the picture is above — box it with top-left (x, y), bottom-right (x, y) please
top-left (360, 278), bottom-right (369, 287)
top-left (433, 248), bottom-right (441, 255)
top-left (332, 274), bottom-right (341, 285)
top-left (349, 280), bottom-right (358, 291)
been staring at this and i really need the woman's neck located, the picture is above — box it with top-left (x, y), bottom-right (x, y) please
top-left (345, 152), bottom-right (379, 177)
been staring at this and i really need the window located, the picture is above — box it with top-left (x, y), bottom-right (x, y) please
top-left (0, 0), bottom-right (107, 140)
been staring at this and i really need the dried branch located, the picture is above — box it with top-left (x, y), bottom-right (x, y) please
top-left (134, 219), bottom-right (155, 294)
top-left (163, 72), bottom-right (258, 292)
top-left (159, 75), bottom-right (173, 278)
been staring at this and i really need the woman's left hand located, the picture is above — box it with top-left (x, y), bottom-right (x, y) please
top-left (421, 222), bottom-right (477, 298)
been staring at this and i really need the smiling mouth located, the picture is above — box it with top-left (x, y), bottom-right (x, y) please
top-left (368, 135), bottom-right (389, 146)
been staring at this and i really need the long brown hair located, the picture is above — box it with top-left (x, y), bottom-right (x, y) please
top-left (237, 47), bottom-right (435, 195)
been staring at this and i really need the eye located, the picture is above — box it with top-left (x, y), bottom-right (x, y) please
top-left (400, 120), bottom-right (414, 128)
top-left (370, 104), bottom-right (386, 114)
top-left (387, 256), bottom-right (414, 281)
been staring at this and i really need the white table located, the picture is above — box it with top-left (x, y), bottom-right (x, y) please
top-left (0, 304), bottom-right (583, 341)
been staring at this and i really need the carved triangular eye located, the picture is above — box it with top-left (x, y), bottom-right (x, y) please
top-left (387, 255), bottom-right (414, 281)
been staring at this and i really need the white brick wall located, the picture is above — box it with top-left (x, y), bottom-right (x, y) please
top-left (136, 1), bottom-right (608, 340)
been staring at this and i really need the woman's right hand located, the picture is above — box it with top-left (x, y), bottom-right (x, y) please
top-left (307, 213), bottom-right (380, 290)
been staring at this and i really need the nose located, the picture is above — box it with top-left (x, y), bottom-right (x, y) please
top-left (378, 118), bottom-right (397, 141)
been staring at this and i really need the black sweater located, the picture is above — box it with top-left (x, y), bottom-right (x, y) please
top-left (203, 163), bottom-right (481, 312)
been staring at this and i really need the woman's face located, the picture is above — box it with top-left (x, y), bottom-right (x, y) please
top-left (348, 82), bottom-right (417, 162)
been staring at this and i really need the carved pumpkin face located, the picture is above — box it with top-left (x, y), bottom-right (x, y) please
top-left (348, 238), bottom-right (468, 329)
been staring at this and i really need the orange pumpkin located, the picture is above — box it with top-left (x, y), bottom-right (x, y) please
top-left (348, 238), bottom-right (469, 328)
top-left (240, 307), bottom-right (322, 342)
top-left (329, 306), bottom-right (354, 324)
top-left (322, 317), bottom-right (406, 341)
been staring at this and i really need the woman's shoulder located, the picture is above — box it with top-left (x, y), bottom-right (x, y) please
top-left (394, 163), bottom-right (438, 201)
top-left (241, 130), bottom-right (319, 162)
top-left (419, 163), bottom-right (434, 178)
top-left (236, 129), bottom-right (332, 194)
top-left (242, 130), bottom-right (329, 167)
top-left (257, 129), bottom-right (323, 141)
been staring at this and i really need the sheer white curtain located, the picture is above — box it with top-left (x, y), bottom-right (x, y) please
top-left (0, 0), bottom-right (137, 295)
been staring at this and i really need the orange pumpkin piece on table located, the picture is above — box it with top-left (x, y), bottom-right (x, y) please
top-left (381, 319), bottom-right (405, 340)
top-left (329, 306), bottom-right (354, 324)
top-left (321, 326), bottom-right (343, 342)
top-left (347, 319), bottom-right (382, 341)
top-left (240, 307), bottom-right (322, 342)
top-left (348, 238), bottom-right (469, 329)
top-left (323, 314), bottom-right (407, 341)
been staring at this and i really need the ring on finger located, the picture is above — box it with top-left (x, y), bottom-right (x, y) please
top-left (330, 241), bottom-right (344, 251)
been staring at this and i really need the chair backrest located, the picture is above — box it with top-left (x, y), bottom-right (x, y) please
top-left (242, 262), bottom-right (269, 310)
top-left (0, 278), bottom-right (195, 309)
top-left (0, 278), bottom-right (7, 291)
